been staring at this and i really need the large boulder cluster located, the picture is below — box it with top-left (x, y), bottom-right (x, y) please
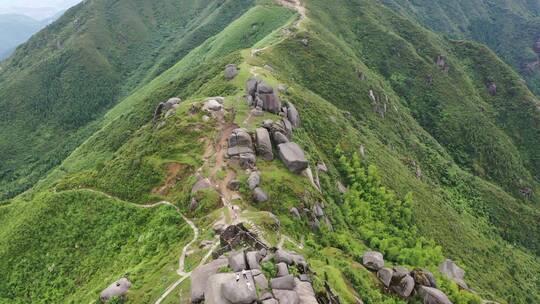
top-left (362, 251), bottom-right (453, 303)
top-left (192, 246), bottom-right (316, 304)
top-left (246, 78), bottom-right (281, 114)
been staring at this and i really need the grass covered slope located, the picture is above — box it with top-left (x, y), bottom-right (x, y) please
top-left (0, 0), bottom-right (256, 201)
top-left (381, 0), bottom-right (540, 95)
top-left (1, 0), bottom-right (540, 303)
top-left (0, 190), bottom-right (191, 304)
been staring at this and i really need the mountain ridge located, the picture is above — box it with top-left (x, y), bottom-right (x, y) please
top-left (0, 0), bottom-right (539, 303)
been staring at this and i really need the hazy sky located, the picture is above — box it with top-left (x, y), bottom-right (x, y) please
top-left (0, 0), bottom-right (81, 20)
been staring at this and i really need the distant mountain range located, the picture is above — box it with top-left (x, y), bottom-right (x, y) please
top-left (0, 14), bottom-right (44, 60)
top-left (0, 1), bottom-right (80, 60)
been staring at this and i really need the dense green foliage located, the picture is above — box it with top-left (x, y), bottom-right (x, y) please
top-left (0, 190), bottom-right (191, 303)
top-left (381, 0), bottom-right (540, 95)
top-left (337, 151), bottom-right (444, 267)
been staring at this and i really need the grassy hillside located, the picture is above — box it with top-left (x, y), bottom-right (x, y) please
top-left (381, 0), bottom-right (540, 95)
top-left (1, 0), bottom-right (540, 303)
top-left (0, 0), bottom-right (256, 201)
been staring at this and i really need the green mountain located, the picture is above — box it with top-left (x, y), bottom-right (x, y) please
top-left (0, 0), bottom-right (539, 303)
top-left (381, 0), bottom-right (540, 95)
top-left (0, 14), bottom-right (43, 59)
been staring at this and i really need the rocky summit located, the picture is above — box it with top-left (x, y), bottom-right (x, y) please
top-left (0, 0), bottom-right (539, 304)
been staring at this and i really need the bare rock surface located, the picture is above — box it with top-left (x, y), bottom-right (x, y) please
top-left (191, 258), bottom-right (229, 302)
top-left (362, 251), bottom-right (384, 271)
top-left (278, 142), bottom-right (309, 174)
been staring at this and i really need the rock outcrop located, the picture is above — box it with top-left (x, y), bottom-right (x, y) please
top-left (191, 258), bottom-right (229, 302)
top-left (362, 251), bottom-right (384, 271)
top-left (228, 128), bottom-right (254, 156)
top-left (246, 78), bottom-right (281, 114)
top-left (278, 142), bottom-right (309, 174)
top-left (225, 64), bottom-right (238, 80)
top-left (377, 267), bottom-right (393, 287)
top-left (392, 274), bottom-right (414, 298)
top-left (228, 128), bottom-right (256, 169)
top-left (256, 127), bottom-right (274, 161)
top-left (153, 97), bottom-right (181, 123)
top-left (248, 170), bottom-right (261, 190)
top-left (439, 259), bottom-right (468, 289)
top-left (286, 102), bottom-right (300, 128)
top-left (100, 278), bottom-right (132, 302)
top-left (418, 286), bottom-right (453, 304)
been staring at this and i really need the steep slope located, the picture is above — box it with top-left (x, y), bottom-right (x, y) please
top-left (0, 0), bottom-right (256, 201)
top-left (1, 0), bottom-right (540, 303)
top-left (381, 0), bottom-right (540, 95)
top-left (0, 14), bottom-right (43, 59)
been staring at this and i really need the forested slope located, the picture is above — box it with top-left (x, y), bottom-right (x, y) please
top-left (0, 0), bottom-right (539, 303)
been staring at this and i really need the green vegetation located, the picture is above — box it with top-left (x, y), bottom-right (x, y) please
top-left (0, 190), bottom-right (191, 304)
top-left (1, 0), bottom-right (540, 303)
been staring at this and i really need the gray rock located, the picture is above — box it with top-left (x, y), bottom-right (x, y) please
top-left (275, 250), bottom-right (294, 265)
top-left (262, 299), bottom-right (279, 304)
top-left (270, 275), bottom-right (296, 290)
top-left (287, 102), bottom-right (300, 128)
top-left (278, 142), bottom-right (309, 174)
top-left (278, 84), bottom-right (288, 93)
top-left (418, 286), bottom-right (453, 304)
top-left (411, 269), bottom-right (437, 288)
top-left (228, 128), bottom-right (254, 156)
top-left (247, 251), bottom-right (261, 270)
top-left (301, 38), bottom-right (309, 46)
top-left (253, 271), bottom-right (269, 290)
top-left (100, 278), bottom-right (131, 302)
top-left (222, 272), bottom-right (258, 304)
top-left (257, 81), bottom-right (281, 113)
top-left (392, 266), bottom-right (410, 284)
top-left (337, 181), bottom-right (347, 194)
top-left (282, 118), bottom-right (293, 138)
top-left (262, 119), bottom-right (274, 129)
top-left (439, 259), bottom-right (468, 289)
top-left (273, 131), bottom-right (290, 145)
top-left (277, 262), bottom-right (289, 277)
top-left (248, 171), bottom-right (261, 190)
top-left (238, 153), bottom-right (256, 169)
top-left (290, 207), bottom-right (301, 219)
top-left (256, 128), bottom-right (274, 161)
top-left (260, 292), bottom-right (274, 300)
top-left (273, 289), bottom-right (300, 304)
top-left (227, 180), bottom-right (240, 191)
top-left (253, 187), bottom-right (268, 203)
top-left (225, 64), bottom-right (238, 80)
top-left (228, 251), bottom-right (247, 272)
top-left (313, 204), bottom-right (324, 218)
top-left (392, 275), bottom-right (415, 298)
top-left (377, 267), bottom-right (393, 287)
top-left (294, 278), bottom-right (318, 304)
top-left (205, 274), bottom-right (233, 304)
top-left (362, 251), bottom-right (384, 271)
top-left (203, 99), bottom-right (223, 112)
top-left (246, 78), bottom-right (259, 96)
top-left (191, 258), bottom-right (229, 302)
